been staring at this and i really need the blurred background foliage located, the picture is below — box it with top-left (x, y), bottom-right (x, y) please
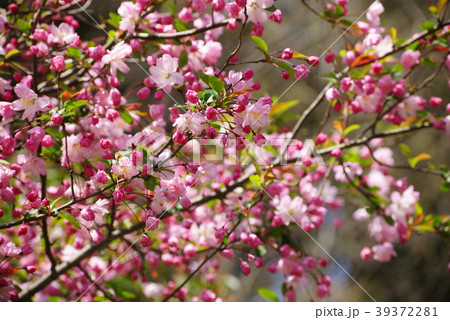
top-left (27, 0), bottom-right (450, 301)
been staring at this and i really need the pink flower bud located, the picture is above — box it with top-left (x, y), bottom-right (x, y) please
top-left (183, 243), bottom-right (196, 258)
top-left (205, 127), bottom-right (218, 139)
top-left (254, 133), bottom-right (266, 147)
top-left (248, 234), bottom-right (263, 248)
top-left (154, 90), bottom-right (164, 101)
top-left (331, 148), bottom-right (342, 157)
top-left (235, 0), bottom-right (247, 7)
top-left (325, 52), bottom-right (335, 63)
top-left (294, 64), bottom-right (309, 80)
top-left (18, 225), bottom-right (28, 236)
top-left (429, 97), bottom-right (442, 107)
top-left (315, 132), bottom-right (328, 144)
top-left (113, 187), bottom-right (126, 203)
top-left (90, 230), bottom-right (104, 245)
top-left (220, 248), bottom-right (234, 259)
top-left (137, 87), bottom-right (150, 99)
top-left (26, 266), bottom-right (36, 274)
top-left (180, 195), bottom-right (192, 209)
top-left (307, 56), bottom-right (320, 67)
top-left (240, 261), bottom-right (251, 276)
top-left (186, 89), bottom-right (199, 104)
top-left (140, 234), bottom-right (152, 248)
top-left (243, 68), bottom-right (254, 80)
top-left (41, 135), bottom-right (52, 148)
top-left (325, 87), bottom-right (340, 101)
top-left (100, 139), bottom-right (111, 149)
top-left (50, 56), bottom-right (65, 72)
top-left (200, 289), bottom-right (216, 302)
top-left (173, 130), bottom-right (188, 145)
top-left (49, 113), bottom-right (62, 126)
top-left (317, 284), bottom-right (330, 298)
top-left (281, 48), bottom-right (293, 60)
top-left (205, 106), bottom-right (218, 120)
top-left (215, 228), bottom-right (226, 241)
top-left (26, 190), bottom-right (38, 202)
top-left (360, 247), bottom-right (371, 260)
top-left (146, 216), bottom-right (160, 231)
top-left (269, 9), bottom-right (283, 24)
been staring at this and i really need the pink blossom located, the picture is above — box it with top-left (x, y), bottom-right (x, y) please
top-left (333, 162), bottom-right (363, 182)
top-left (118, 1), bottom-right (141, 33)
top-left (395, 94), bottom-right (426, 120)
top-left (50, 56), bottom-right (65, 72)
top-left (242, 97), bottom-right (271, 130)
top-left (400, 50), bottom-right (420, 71)
top-left (111, 156), bottom-right (139, 179)
top-left (173, 111), bottom-right (205, 135)
top-left (372, 242), bottom-right (397, 262)
top-left (325, 87), bottom-right (340, 101)
top-left (0, 78), bottom-right (12, 95)
top-left (149, 54), bottom-right (184, 93)
top-left (11, 83), bottom-right (50, 121)
top-left (246, 0), bottom-right (274, 24)
top-left (366, 0), bottom-right (384, 27)
top-left (294, 64), bottom-right (309, 80)
top-left (47, 23), bottom-right (79, 45)
top-left (275, 195), bottom-right (308, 226)
top-left (102, 41), bottom-right (132, 77)
top-left (387, 186), bottom-right (419, 221)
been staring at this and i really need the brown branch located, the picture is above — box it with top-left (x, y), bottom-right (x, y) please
top-left (18, 222), bottom-right (145, 301)
top-left (137, 20), bottom-right (230, 40)
top-left (162, 219), bottom-right (242, 301)
top-left (78, 264), bottom-right (117, 302)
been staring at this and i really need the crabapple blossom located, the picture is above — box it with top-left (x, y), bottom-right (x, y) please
top-left (149, 54), bottom-right (184, 93)
top-left (11, 84), bottom-right (50, 121)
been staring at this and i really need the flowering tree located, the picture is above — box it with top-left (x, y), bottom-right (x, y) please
top-left (0, 0), bottom-right (449, 302)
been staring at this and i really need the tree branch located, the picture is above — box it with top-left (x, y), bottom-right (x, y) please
top-left (18, 222), bottom-right (145, 301)
top-left (137, 20), bottom-right (229, 40)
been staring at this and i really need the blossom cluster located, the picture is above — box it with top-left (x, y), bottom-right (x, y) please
top-left (0, 0), bottom-right (448, 302)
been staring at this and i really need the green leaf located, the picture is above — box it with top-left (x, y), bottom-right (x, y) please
top-left (399, 143), bottom-right (411, 158)
top-left (208, 75), bottom-right (224, 93)
top-left (343, 124), bottom-right (360, 136)
top-left (173, 19), bottom-right (187, 32)
top-left (107, 13), bottom-right (121, 28)
top-left (17, 19), bottom-right (29, 33)
top-left (144, 176), bottom-right (160, 191)
top-left (250, 174), bottom-right (262, 186)
top-left (50, 196), bottom-right (65, 210)
top-left (66, 47), bottom-right (83, 60)
top-left (251, 36), bottom-right (268, 53)
top-left (202, 89), bottom-right (219, 103)
top-left (5, 49), bottom-right (20, 60)
top-left (269, 99), bottom-right (299, 117)
top-left (383, 215), bottom-right (395, 226)
top-left (198, 73), bottom-right (210, 85)
top-left (257, 288), bottom-right (279, 302)
top-left (420, 20), bottom-right (435, 31)
top-left (93, 296), bottom-right (111, 302)
top-left (64, 100), bottom-right (89, 111)
top-left (178, 50), bottom-right (188, 69)
top-left (256, 244), bottom-right (267, 257)
top-left (334, 5), bottom-right (344, 18)
top-left (272, 61), bottom-right (295, 79)
top-left (59, 212), bottom-right (81, 230)
top-left (120, 111), bottom-right (134, 124)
